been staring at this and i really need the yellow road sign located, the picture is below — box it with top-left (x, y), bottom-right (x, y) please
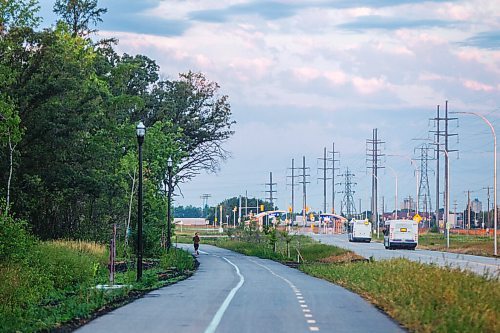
top-left (413, 213), bottom-right (422, 223)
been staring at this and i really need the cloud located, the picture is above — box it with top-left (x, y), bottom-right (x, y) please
top-left (189, 1), bottom-right (298, 23)
top-left (460, 31), bottom-right (500, 50)
top-left (338, 15), bottom-right (458, 31)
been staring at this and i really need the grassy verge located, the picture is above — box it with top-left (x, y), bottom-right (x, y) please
top-left (213, 234), bottom-right (352, 262)
top-left (370, 231), bottom-right (496, 257)
top-left (0, 242), bottom-right (195, 333)
top-left (302, 259), bottom-right (499, 333)
top-left (212, 234), bottom-right (499, 333)
top-left (417, 233), bottom-right (496, 257)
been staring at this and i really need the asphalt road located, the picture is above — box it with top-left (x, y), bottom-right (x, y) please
top-left (77, 244), bottom-right (404, 333)
top-left (312, 233), bottom-right (500, 277)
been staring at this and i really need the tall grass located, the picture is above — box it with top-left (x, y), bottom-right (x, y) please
top-left (302, 259), bottom-right (500, 333)
top-left (0, 240), bottom-right (108, 332)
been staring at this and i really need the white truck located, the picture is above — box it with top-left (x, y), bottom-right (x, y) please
top-left (383, 219), bottom-right (418, 250)
top-left (348, 219), bottom-right (372, 242)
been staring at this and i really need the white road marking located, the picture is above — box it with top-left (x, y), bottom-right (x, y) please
top-left (249, 258), bottom-right (320, 332)
top-left (204, 256), bottom-right (245, 333)
top-left (199, 250), bottom-right (209, 254)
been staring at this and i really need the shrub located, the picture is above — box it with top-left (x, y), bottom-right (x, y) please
top-left (0, 210), bottom-right (34, 262)
top-left (160, 248), bottom-right (194, 272)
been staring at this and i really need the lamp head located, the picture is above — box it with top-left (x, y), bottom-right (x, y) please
top-left (136, 121), bottom-right (146, 138)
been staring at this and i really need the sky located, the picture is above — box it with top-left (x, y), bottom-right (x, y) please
top-left (37, 0), bottom-right (500, 216)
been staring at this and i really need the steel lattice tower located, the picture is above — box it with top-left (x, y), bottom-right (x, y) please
top-left (415, 144), bottom-right (433, 217)
top-left (338, 167), bottom-right (357, 219)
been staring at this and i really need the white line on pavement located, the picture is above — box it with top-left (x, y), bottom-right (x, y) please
top-left (203, 256), bottom-right (245, 333)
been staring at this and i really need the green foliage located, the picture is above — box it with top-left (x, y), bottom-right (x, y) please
top-left (0, 205), bottom-right (34, 262)
top-left (160, 248), bottom-right (194, 272)
top-left (0, 240), bottom-right (108, 332)
top-left (302, 259), bottom-right (499, 333)
top-left (53, 0), bottom-right (107, 37)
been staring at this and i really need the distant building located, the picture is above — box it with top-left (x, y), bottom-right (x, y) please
top-left (173, 218), bottom-right (207, 226)
top-left (471, 198), bottom-right (482, 214)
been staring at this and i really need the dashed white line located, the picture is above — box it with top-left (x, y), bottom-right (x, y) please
top-left (249, 259), bottom-right (320, 332)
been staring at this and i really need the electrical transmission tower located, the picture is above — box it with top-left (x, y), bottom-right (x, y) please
top-left (318, 147), bottom-right (332, 214)
top-left (338, 167), bottom-right (357, 219)
top-left (430, 101), bottom-right (458, 227)
top-left (287, 158), bottom-right (300, 220)
top-left (299, 156), bottom-right (310, 225)
top-left (329, 142), bottom-right (340, 213)
top-left (367, 128), bottom-right (384, 226)
top-left (265, 172), bottom-right (277, 209)
top-left (415, 143), bottom-right (433, 218)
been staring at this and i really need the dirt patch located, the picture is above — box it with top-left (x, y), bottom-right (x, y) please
top-left (319, 252), bottom-right (368, 264)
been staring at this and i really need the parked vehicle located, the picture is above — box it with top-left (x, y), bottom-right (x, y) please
top-left (383, 219), bottom-right (418, 250)
top-left (348, 219), bottom-right (372, 242)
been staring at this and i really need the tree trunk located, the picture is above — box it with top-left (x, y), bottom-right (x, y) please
top-left (5, 134), bottom-right (15, 215)
top-left (125, 168), bottom-right (137, 247)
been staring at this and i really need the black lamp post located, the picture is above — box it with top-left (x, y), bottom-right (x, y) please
top-left (166, 157), bottom-right (173, 251)
top-left (136, 121), bottom-right (145, 281)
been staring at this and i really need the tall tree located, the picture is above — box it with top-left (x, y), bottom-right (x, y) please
top-left (148, 71), bottom-right (235, 186)
top-left (53, 0), bottom-right (106, 37)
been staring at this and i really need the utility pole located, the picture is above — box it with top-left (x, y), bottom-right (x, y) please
top-left (367, 128), bottom-right (384, 229)
top-left (299, 156), bottom-right (310, 227)
top-left (431, 102), bottom-right (458, 229)
top-left (430, 105), bottom-right (441, 228)
top-left (329, 142), bottom-right (340, 213)
top-left (338, 167), bottom-right (357, 219)
top-left (265, 172), bottom-right (277, 209)
top-left (201, 194), bottom-right (211, 219)
top-left (318, 147), bottom-right (332, 214)
top-left (483, 187), bottom-right (492, 228)
top-left (467, 190), bottom-right (471, 230)
top-left (287, 158), bottom-right (300, 224)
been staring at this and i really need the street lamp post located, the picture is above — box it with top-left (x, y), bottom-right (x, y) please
top-left (166, 157), bottom-right (173, 252)
top-left (136, 121), bottom-right (145, 281)
top-left (451, 112), bottom-right (497, 256)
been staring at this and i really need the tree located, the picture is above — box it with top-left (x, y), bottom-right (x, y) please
top-left (53, 0), bottom-right (106, 37)
top-left (0, 0), bottom-right (40, 33)
top-left (0, 97), bottom-right (22, 214)
top-left (148, 72), bottom-right (235, 187)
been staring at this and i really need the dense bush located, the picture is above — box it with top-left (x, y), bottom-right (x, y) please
top-left (0, 209), bottom-right (34, 262)
top-left (161, 248), bottom-right (194, 272)
top-left (0, 240), bottom-right (108, 332)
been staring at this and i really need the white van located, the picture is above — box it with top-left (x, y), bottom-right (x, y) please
top-left (383, 219), bottom-right (418, 250)
top-left (348, 219), bottom-right (372, 242)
